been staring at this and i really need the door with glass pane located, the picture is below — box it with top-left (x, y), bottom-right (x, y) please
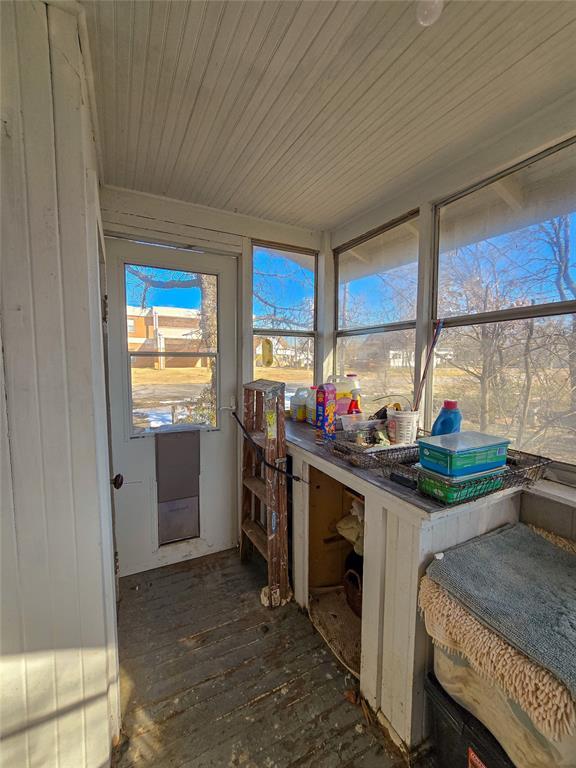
top-left (106, 237), bottom-right (238, 576)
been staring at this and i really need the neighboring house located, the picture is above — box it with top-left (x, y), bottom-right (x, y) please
top-left (389, 349), bottom-right (416, 368)
top-left (127, 306), bottom-right (209, 367)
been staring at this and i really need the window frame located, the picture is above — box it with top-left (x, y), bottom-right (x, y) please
top-left (251, 240), bottom-right (319, 388)
top-left (425, 137), bottom-right (576, 460)
top-left (333, 210), bottom-right (420, 404)
top-left (331, 135), bottom-right (576, 469)
top-left (122, 259), bottom-right (222, 436)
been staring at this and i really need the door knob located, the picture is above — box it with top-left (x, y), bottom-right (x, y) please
top-left (111, 474), bottom-right (124, 490)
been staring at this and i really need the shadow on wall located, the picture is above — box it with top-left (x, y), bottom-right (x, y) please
top-left (1, 647), bottom-right (117, 765)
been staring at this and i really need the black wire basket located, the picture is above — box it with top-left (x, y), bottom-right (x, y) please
top-left (324, 425), bottom-right (419, 469)
top-left (382, 447), bottom-right (551, 505)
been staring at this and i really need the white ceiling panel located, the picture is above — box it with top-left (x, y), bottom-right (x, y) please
top-left (83, 0), bottom-right (576, 231)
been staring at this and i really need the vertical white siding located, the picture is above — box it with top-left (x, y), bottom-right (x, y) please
top-left (0, 2), bottom-right (119, 766)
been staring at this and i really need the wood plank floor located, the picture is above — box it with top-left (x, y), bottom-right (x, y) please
top-left (113, 549), bottom-right (410, 768)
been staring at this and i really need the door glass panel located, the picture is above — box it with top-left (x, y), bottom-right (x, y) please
top-left (125, 264), bottom-right (218, 353)
top-left (124, 262), bottom-right (219, 433)
top-left (130, 355), bottom-right (217, 433)
top-left (253, 334), bottom-right (314, 407)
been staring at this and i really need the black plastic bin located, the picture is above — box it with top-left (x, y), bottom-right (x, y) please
top-left (425, 672), bottom-right (515, 768)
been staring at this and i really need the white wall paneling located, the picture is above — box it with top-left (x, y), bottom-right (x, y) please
top-left (0, 2), bottom-right (119, 766)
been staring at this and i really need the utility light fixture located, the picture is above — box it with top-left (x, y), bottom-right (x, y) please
top-left (417, 0), bottom-right (444, 27)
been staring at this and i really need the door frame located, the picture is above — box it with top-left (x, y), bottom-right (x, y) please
top-left (104, 233), bottom-right (242, 574)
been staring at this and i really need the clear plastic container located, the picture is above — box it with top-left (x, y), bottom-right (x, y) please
top-left (418, 431), bottom-right (510, 477)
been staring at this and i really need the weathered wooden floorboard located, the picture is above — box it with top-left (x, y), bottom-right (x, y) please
top-left (123, 609), bottom-right (308, 682)
top-left (123, 639), bottom-right (331, 741)
top-left (119, 570), bottom-right (264, 623)
top-left (119, 592), bottom-right (269, 655)
top-left (122, 618), bottom-right (320, 712)
top-left (164, 678), bottom-right (357, 768)
top-left (120, 629), bottom-right (329, 753)
top-left (120, 557), bottom-right (261, 600)
top-left (121, 610), bottom-right (277, 672)
top-left (121, 659), bottom-right (342, 767)
top-left (115, 550), bottom-right (404, 768)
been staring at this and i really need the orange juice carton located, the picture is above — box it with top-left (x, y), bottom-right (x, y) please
top-left (315, 383), bottom-right (337, 442)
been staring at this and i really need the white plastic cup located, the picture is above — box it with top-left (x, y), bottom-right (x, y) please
top-left (386, 410), bottom-right (419, 445)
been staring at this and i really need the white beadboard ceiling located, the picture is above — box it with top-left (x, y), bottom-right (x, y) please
top-left (82, 0), bottom-right (576, 232)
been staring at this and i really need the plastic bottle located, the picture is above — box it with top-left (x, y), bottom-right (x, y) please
top-left (431, 400), bottom-right (462, 436)
top-left (347, 387), bottom-right (361, 415)
top-left (290, 388), bottom-right (309, 422)
top-left (329, 373), bottom-right (362, 415)
top-left (306, 386), bottom-right (318, 425)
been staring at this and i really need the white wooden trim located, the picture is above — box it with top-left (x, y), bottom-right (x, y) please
top-left (315, 231), bottom-right (335, 383)
top-left (101, 185), bottom-right (322, 251)
top-left (48, 4), bottom-right (120, 756)
top-left (237, 236), bottom-right (254, 539)
top-left (413, 204), bottom-right (434, 424)
top-left (290, 455), bottom-right (310, 609)
top-left (84, 165), bottom-right (121, 747)
top-left (287, 435), bottom-right (524, 751)
top-left (240, 237), bottom-right (254, 385)
top-left (360, 489), bottom-right (387, 711)
top-left (44, 0), bottom-right (105, 181)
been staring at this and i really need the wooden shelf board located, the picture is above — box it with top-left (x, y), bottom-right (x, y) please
top-left (243, 476), bottom-right (267, 505)
top-left (248, 431), bottom-right (266, 449)
top-left (241, 520), bottom-right (268, 560)
top-left (244, 379), bottom-right (283, 393)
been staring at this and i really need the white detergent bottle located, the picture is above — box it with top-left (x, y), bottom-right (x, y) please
top-left (306, 386), bottom-right (318, 424)
top-left (290, 387), bottom-right (309, 422)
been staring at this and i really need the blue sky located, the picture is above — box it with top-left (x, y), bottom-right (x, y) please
top-left (125, 250), bottom-right (316, 320)
top-left (252, 246), bottom-right (315, 328)
top-left (340, 212), bottom-right (575, 326)
top-left (125, 265), bottom-right (203, 309)
top-left (124, 213), bottom-right (575, 321)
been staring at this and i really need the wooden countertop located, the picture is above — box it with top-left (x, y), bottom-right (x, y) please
top-left (285, 420), bottom-right (442, 514)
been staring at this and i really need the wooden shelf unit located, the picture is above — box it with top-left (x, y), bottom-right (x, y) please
top-left (240, 379), bottom-right (290, 606)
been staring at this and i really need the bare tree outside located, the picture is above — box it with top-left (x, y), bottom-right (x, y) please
top-left (252, 247), bottom-right (316, 402)
top-left (336, 225), bottom-right (419, 412)
top-left (435, 212), bottom-right (575, 462)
